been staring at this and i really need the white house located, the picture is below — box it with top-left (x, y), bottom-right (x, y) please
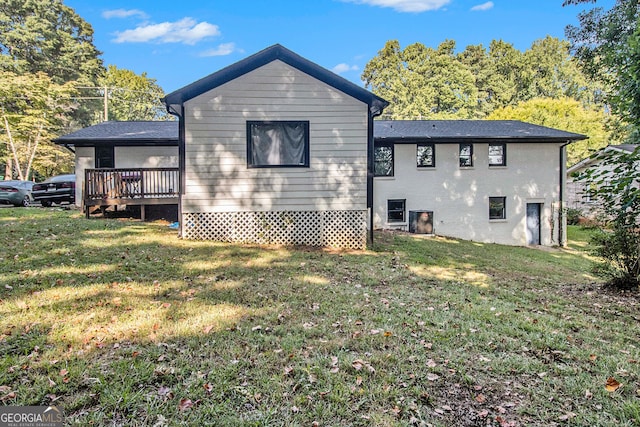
top-left (373, 120), bottom-right (586, 246)
top-left (55, 45), bottom-right (588, 248)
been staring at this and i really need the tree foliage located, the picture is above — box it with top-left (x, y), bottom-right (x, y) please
top-left (362, 40), bottom-right (478, 119)
top-left (0, 0), bottom-right (105, 130)
top-left (0, 0), bottom-right (103, 85)
top-left (488, 97), bottom-right (608, 165)
top-left (565, 0), bottom-right (640, 134)
top-left (576, 146), bottom-right (640, 288)
top-left (0, 71), bottom-right (76, 180)
top-left (363, 36), bottom-right (601, 120)
top-left (566, 0), bottom-right (640, 289)
top-left (100, 65), bottom-right (169, 122)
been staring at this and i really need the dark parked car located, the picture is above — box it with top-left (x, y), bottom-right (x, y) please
top-left (32, 174), bottom-right (76, 207)
top-left (0, 180), bottom-right (35, 207)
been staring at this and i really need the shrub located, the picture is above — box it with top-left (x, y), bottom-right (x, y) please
top-left (565, 207), bottom-right (583, 225)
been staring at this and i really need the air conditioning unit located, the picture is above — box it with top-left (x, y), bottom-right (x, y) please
top-left (409, 211), bottom-right (433, 234)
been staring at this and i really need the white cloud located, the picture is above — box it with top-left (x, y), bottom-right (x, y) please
top-left (102, 9), bottom-right (148, 20)
top-left (342, 0), bottom-right (451, 13)
top-left (113, 18), bottom-right (220, 45)
top-left (199, 43), bottom-right (237, 57)
top-left (332, 63), bottom-right (360, 74)
top-left (470, 1), bottom-right (494, 11)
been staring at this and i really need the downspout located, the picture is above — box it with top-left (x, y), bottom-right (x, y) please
top-left (558, 141), bottom-right (571, 247)
top-left (167, 104), bottom-right (185, 238)
top-left (367, 112), bottom-right (375, 245)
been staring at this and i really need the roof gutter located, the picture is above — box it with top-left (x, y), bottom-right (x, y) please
top-left (558, 140), bottom-right (573, 247)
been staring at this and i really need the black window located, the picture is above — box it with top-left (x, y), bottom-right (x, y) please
top-left (489, 197), bottom-right (506, 220)
top-left (489, 143), bottom-right (506, 166)
top-left (417, 143), bottom-right (435, 168)
top-left (247, 121), bottom-right (309, 168)
top-left (387, 199), bottom-right (406, 223)
top-left (459, 143), bottom-right (473, 167)
top-left (374, 143), bottom-right (394, 176)
top-left (95, 145), bottom-right (114, 168)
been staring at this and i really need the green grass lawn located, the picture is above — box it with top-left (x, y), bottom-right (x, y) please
top-left (0, 208), bottom-right (638, 426)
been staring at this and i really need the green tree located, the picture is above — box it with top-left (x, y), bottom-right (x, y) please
top-left (364, 37), bottom-right (599, 119)
top-left (487, 40), bottom-right (525, 108)
top-left (0, 0), bottom-right (103, 84)
top-left (488, 97), bottom-right (609, 166)
top-left (565, 0), bottom-right (639, 134)
top-left (0, 0), bottom-right (105, 127)
top-left (100, 65), bottom-right (168, 121)
top-left (522, 36), bottom-right (600, 105)
top-left (576, 146), bottom-right (640, 289)
top-left (565, 0), bottom-right (640, 289)
top-left (458, 43), bottom-right (513, 117)
top-left (0, 71), bottom-right (76, 180)
top-left (363, 40), bottom-right (477, 119)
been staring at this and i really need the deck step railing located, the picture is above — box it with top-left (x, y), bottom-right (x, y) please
top-left (85, 168), bottom-right (179, 203)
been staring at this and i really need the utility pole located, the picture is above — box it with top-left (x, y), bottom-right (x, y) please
top-left (75, 86), bottom-right (109, 122)
top-left (104, 85), bottom-right (108, 121)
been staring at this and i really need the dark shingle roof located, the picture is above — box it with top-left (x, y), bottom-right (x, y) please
top-left (54, 121), bottom-right (178, 146)
top-left (163, 44), bottom-right (389, 117)
top-left (374, 120), bottom-right (587, 143)
top-left (54, 119), bottom-right (588, 147)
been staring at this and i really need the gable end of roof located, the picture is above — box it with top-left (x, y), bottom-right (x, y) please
top-left (163, 44), bottom-right (388, 116)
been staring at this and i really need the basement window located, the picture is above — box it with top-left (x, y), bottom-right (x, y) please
top-left (489, 197), bottom-right (506, 220)
top-left (387, 199), bottom-right (406, 223)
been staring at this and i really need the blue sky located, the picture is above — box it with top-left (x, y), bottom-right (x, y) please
top-left (65, 0), bottom-right (614, 94)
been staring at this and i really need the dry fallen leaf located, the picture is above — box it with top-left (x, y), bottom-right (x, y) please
top-left (0, 391), bottom-right (16, 401)
top-left (178, 398), bottom-right (193, 411)
top-left (59, 369), bottom-right (68, 377)
top-left (475, 394), bottom-right (486, 404)
top-left (605, 377), bottom-right (622, 392)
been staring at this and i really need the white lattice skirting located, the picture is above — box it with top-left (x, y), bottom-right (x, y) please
top-left (182, 210), bottom-right (368, 249)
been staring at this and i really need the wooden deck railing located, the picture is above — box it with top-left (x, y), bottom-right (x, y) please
top-left (84, 168), bottom-right (179, 217)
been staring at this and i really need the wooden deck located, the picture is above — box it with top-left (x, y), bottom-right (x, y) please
top-left (84, 168), bottom-right (179, 220)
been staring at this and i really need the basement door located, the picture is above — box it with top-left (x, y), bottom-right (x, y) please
top-left (526, 203), bottom-right (542, 245)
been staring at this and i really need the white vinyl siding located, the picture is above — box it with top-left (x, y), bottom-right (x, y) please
top-left (182, 60), bottom-right (369, 213)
